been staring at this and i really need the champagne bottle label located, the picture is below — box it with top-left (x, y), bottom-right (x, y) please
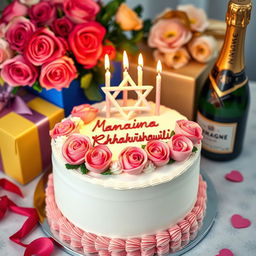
top-left (197, 112), bottom-right (237, 154)
top-left (210, 67), bottom-right (248, 98)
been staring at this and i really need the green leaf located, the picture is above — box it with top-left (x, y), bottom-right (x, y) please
top-left (141, 145), bottom-right (146, 149)
top-left (11, 87), bottom-right (19, 95)
top-left (133, 5), bottom-right (143, 17)
top-left (32, 81), bottom-right (42, 93)
top-left (119, 41), bottom-right (139, 54)
top-left (65, 164), bottom-right (81, 170)
top-left (83, 81), bottom-right (103, 102)
top-left (130, 30), bottom-right (144, 43)
top-left (80, 164), bottom-right (89, 174)
top-left (192, 146), bottom-right (198, 153)
top-left (171, 130), bottom-right (175, 137)
top-left (142, 19), bottom-right (152, 34)
top-left (57, 8), bottom-right (64, 18)
top-left (101, 169), bottom-right (113, 175)
top-left (81, 73), bottom-right (93, 89)
top-left (168, 159), bottom-right (175, 165)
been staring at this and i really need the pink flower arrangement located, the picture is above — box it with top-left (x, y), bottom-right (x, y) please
top-left (0, 0), bottom-right (147, 97)
top-left (62, 134), bottom-right (92, 165)
top-left (148, 5), bottom-right (217, 69)
top-left (50, 119), bottom-right (78, 138)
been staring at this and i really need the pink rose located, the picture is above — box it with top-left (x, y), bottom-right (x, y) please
top-left (1, 55), bottom-right (38, 87)
top-left (145, 140), bottom-right (170, 167)
top-left (119, 147), bottom-right (148, 175)
top-left (0, 1), bottom-right (28, 24)
top-left (168, 134), bottom-right (193, 162)
top-left (5, 16), bottom-right (36, 53)
top-left (52, 17), bottom-right (74, 38)
top-left (148, 19), bottom-right (192, 53)
top-left (175, 120), bottom-right (203, 144)
top-left (39, 56), bottom-right (77, 90)
top-left (68, 22), bottom-right (106, 68)
top-left (178, 5), bottom-right (209, 32)
top-left (62, 134), bottom-right (92, 165)
top-left (0, 39), bottom-right (13, 65)
top-left (29, 1), bottom-right (56, 26)
top-left (63, 0), bottom-right (100, 24)
top-left (85, 145), bottom-right (112, 174)
top-left (50, 119), bottom-right (77, 138)
top-left (25, 27), bottom-right (65, 66)
top-left (71, 104), bottom-right (98, 124)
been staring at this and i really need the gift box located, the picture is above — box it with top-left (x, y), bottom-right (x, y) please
top-left (27, 62), bottom-right (122, 117)
top-left (0, 90), bottom-right (64, 185)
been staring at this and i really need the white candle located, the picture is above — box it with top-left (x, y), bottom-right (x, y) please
top-left (137, 53), bottom-right (143, 86)
top-left (105, 54), bottom-right (111, 118)
top-left (155, 60), bottom-right (162, 115)
top-left (123, 51), bottom-right (129, 106)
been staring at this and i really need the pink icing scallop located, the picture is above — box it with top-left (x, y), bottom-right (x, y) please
top-left (125, 238), bottom-right (141, 253)
top-left (82, 231), bottom-right (97, 254)
top-left (45, 174), bottom-right (207, 256)
top-left (109, 238), bottom-right (126, 253)
top-left (156, 230), bottom-right (170, 255)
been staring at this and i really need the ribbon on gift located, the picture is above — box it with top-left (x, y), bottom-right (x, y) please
top-left (0, 87), bottom-right (63, 184)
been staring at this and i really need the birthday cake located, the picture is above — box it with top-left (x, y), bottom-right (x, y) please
top-left (45, 54), bottom-right (206, 255)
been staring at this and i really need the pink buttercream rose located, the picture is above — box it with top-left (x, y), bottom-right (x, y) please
top-left (178, 5), bottom-right (209, 32)
top-left (168, 134), bottom-right (193, 162)
top-left (24, 27), bottom-right (65, 66)
top-left (0, 39), bottom-right (13, 65)
top-left (5, 16), bottom-right (36, 53)
top-left (119, 147), bottom-right (148, 175)
top-left (39, 56), bottom-right (77, 90)
top-left (1, 55), bottom-right (38, 87)
top-left (62, 134), bottom-right (92, 165)
top-left (145, 140), bottom-right (170, 167)
top-left (63, 0), bottom-right (100, 24)
top-left (85, 145), bottom-right (112, 174)
top-left (71, 104), bottom-right (98, 124)
top-left (29, 1), bottom-right (57, 26)
top-left (68, 22), bottom-right (106, 68)
top-left (52, 17), bottom-right (74, 38)
top-left (0, 1), bottom-right (28, 24)
top-left (175, 120), bottom-right (203, 144)
top-left (50, 119), bottom-right (77, 138)
top-left (148, 19), bottom-right (192, 53)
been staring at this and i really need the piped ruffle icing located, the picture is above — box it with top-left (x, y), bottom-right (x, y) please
top-left (45, 174), bottom-right (207, 255)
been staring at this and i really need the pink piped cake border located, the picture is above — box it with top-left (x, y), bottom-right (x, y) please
top-left (45, 174), bottom-right (207, 255)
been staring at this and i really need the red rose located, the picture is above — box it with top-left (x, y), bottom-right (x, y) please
top-left (39, 56), bottom-right (77, 90)
top-left (29, 1), bottom-right (56, 26)
top-left (25, 28), bottom-right (65, 66)
top-left (101, 44), bottom-right (116, 61)
top-left (0, 1), bottom-right (28, 24)
top-left (68, 22), bottom-right (106, 68)
top-left (5, 16), bottom-right (36, 53)
top-left (63, 0), bottom-right (100, 24)
top-left (52, 17), bottom-right (74, 38)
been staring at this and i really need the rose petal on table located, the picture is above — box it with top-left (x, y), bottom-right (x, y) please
top-left (231, 214), bottom-right (251, 229)
top-left (215, 248), bottom-right (234, 256)
top-left (225, 170), bottom-right (244, 182)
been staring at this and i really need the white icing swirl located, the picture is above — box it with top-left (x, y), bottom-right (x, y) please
top-left (143, 161), bottom-right (156, 174)
top-left (110, 161), bottom-right (122, 175)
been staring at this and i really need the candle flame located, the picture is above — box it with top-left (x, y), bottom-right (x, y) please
top-left (157, 60), bottom-right (162, 73)
top-left (123, 51), bottom-right (129, 70)
top-left (105, 54), bottom-right (110, 70)
top-left (138, 53), bottom-right (143, 67)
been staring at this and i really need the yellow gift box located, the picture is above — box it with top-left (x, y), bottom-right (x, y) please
top-left (0, 92), bottom-right (64, 185)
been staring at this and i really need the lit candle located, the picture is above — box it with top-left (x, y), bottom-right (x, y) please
top-left (137, 53), bottom-right (143, 86)
top-left (105, 54), bottom-right (111, 118)
top-left (123, 51), bottom-right (129, 106)
top-left (155, 60), bottom-right (162, 115)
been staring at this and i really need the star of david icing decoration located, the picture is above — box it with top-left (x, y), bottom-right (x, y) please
top-left (101, 74), bottom-right (153, 120)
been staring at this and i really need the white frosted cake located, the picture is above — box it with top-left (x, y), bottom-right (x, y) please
top-left (46, 100), bottom-right (206, 255)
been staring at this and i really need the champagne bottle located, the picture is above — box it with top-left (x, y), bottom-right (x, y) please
top-left (197, 0), bottom-right (252, 161)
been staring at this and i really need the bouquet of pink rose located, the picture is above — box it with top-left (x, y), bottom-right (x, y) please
top-left (148, 5), bottom-right (218, 69)
top-left (0, 0), bottom-right (150, 100)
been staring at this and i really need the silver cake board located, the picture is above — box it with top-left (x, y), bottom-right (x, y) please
top-left (37, 170), bottom-right (217, 256)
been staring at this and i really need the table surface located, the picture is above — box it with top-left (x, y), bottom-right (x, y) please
top-left (1, 84), bottom-right (256, 256)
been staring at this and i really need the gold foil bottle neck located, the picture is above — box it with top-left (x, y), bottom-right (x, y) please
top-left (226, 0), bottom-right (252, 27)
